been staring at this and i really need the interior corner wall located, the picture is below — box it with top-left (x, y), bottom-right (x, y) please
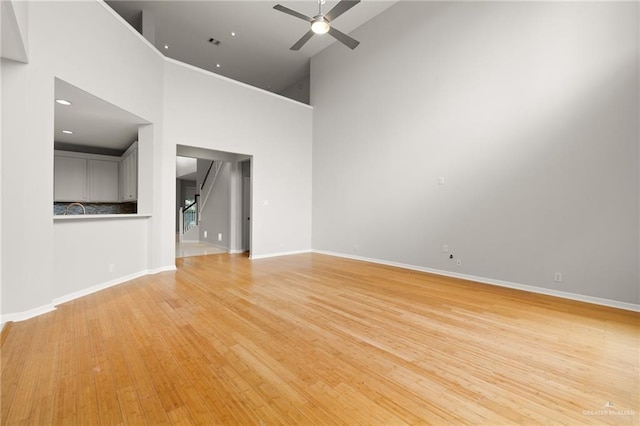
top-left (311, 2), bottom-right (639, 305)
top-left (163, 61), bottom-right (313, 258)
top-left (278, 75), bottom-right (311, 105)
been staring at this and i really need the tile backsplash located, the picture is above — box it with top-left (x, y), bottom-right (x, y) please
top-left (54, 202), bottom-right (137, 215)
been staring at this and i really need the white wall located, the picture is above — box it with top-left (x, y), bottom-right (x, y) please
top-left (199, 162), bottom-right (232, 249)
top-left (311, 2), bottom-right (639, 305)
top-left (164, 60), bottom-right (313, 258)
top-left (53, 218), bottom-right (148, 298)
top-left (2, 58), bottom-right (54, 314)
top-left (1, 1), bottom-right (314, 320)
top-left (1, 1), bottom-right (167, 319)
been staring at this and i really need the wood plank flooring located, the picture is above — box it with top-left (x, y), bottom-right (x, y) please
top-left (1, 253), bottom-right (638, 425)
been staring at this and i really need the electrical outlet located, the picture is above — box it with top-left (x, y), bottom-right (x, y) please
top-left (354, 244), bottom-right (359, 253)
top-left (218, 233), bottom-right (223, 241)
top-left (442, 244), bottom-right (449, 253)
top-left (554, 272), bottom-right (562, 282)
top-left (204, 231), bottom-right (208, 238)
top-left (109, 264), bottom-right (115, 273)
top-left (456, 259), bottom-right (462, 267)
top-left (438, 176), bottom-right (445, 185)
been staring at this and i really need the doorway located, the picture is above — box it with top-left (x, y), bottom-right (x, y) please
top-left (175, 145), bottom-right (252, 257)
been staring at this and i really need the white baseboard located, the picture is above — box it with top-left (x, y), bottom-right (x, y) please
top-left (201, 241), bottom-right (230, 252)
top-left (180, 240), bottom-right (246, 255)
top-left (312, 250), bottom-right (640, 312)
top-left (1, 264), bottom-right (177, 324)
top-left (53, 270), bottom-right (149, 307)
top-left (0, 303), bottom-right (57, 324)
top-left (148, 265), bottom-right (178, 274)
top-left (250, 249), bottom-right (312, 260)
top-left (5, 250), bottom-right (634, 326)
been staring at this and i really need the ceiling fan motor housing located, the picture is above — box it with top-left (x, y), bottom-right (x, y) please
top-left (311, 16), bottom-right (330, 34)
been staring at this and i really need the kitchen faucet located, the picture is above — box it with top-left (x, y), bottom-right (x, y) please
top-left (63, 202), bottom-right (86, 215)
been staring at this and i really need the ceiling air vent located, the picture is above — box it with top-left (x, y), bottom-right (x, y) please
top-left (208, 38), bottom-right (221, 46)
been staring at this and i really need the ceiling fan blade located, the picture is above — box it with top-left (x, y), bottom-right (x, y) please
top-left (273, 4), bottom-right (313, 22)
top-left (291, 30), bottom-right (315, 51)
top-left (328, 26), bottom-right (360, 50)
top-left (325, 0), bottom-right (360, 22)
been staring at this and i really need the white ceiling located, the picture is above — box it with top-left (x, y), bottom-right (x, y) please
top-left (54, 78), bottom-right (146, 153)
top-left (106, 0), bottom-right (397, 94)
top-left (176, 156), bottom-right (198, 180)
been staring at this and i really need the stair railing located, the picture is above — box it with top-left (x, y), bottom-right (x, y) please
top-left (182, 194), bottom-right (199, 234)
top-left (199, 161), bottom-right (223, 221)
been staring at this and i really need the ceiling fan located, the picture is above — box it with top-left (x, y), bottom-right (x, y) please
top-left (273, 0), bottom-right (361, 51)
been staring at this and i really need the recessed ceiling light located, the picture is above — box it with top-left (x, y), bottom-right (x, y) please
top-left (55, 99), bottom-right (72, 106)
top-left (231, 32), bottom-right (236, 37)
top-left (164, 45), bottom-right (169, 49)
top-left (62, 130), bottom-right (74, 134)
top-left (216, 64), bottom-right (221, 68)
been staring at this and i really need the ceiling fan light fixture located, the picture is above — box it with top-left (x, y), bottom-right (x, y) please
top-left (311, 18), bottom-right (330, 34)
top-left (274, 0), bottom-right (360, 50)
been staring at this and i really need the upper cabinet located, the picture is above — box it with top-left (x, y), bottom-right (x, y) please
top-left (54, 151), bottom-right (122, 203)
top-left (54, 142), bottom-right (138, 204)
top-left (119, 142), bottom-right (137, 202)
top-left (54, 155), bottom-right (88, 201)
top-left (89, 160), bottom-right (119, 202)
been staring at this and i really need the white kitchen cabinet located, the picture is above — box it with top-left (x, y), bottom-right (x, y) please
top-left (119, 143), bottom-right (137, 202)
top-left (54, 156), bottom-right (88, 201)
top-left (54, 151), bottom-right (120, 202)
top-left (88, 159), bottom-right (119, 202)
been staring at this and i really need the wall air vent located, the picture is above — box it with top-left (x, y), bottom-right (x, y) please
top-left (208, 38), bottom-right (221, 46)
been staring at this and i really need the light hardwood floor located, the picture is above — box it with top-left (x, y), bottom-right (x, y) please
top-left (1, 253), bottom-right (638, 425)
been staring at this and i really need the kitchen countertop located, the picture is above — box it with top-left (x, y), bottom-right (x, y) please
top-left (54, 214), bottom-right (151, 221)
